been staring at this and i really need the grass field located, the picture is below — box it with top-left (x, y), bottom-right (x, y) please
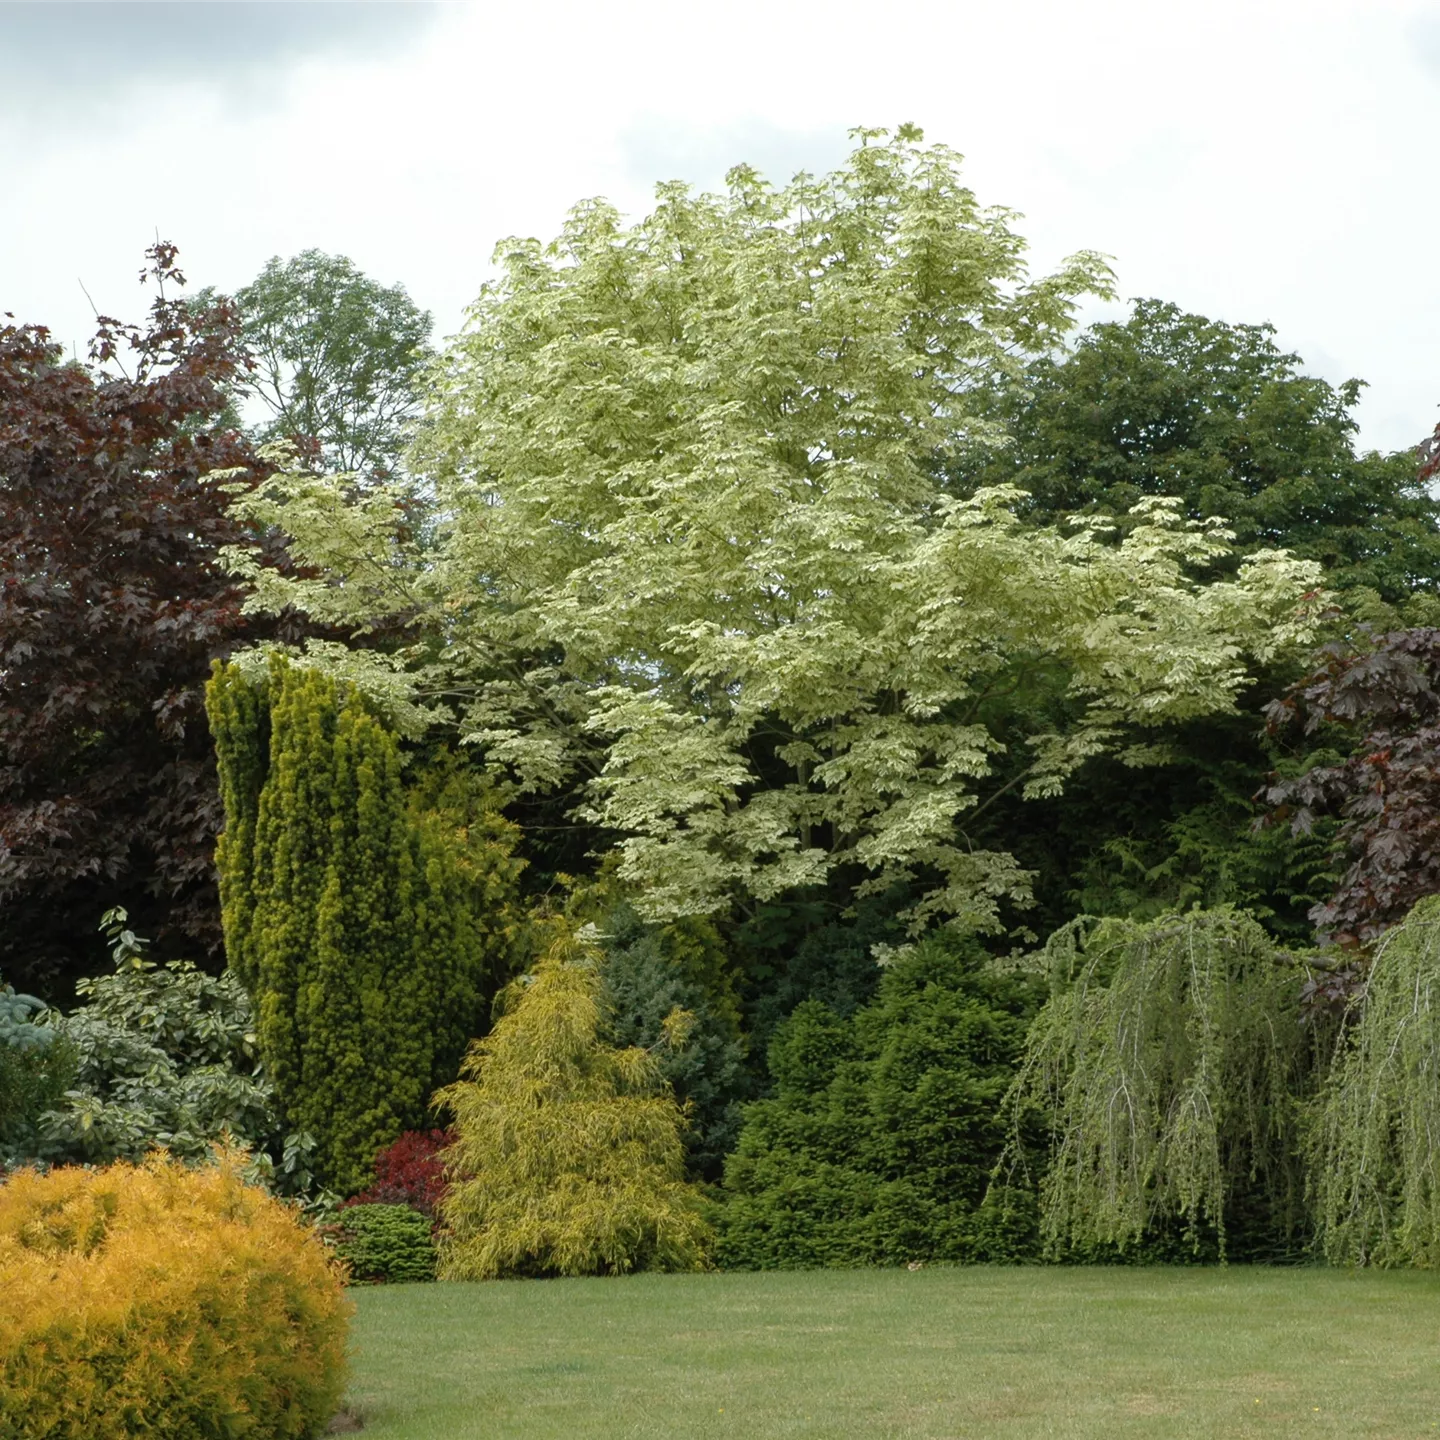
top-left (343, 1266), bottom-right (1440, 1438)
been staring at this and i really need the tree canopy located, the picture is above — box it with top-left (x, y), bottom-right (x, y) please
top-left (229, 128), bottom-right (1326, 941)
top-left (1262, 627), bottom-right (1440, 950)
top-left (231, 249), bottom-right (433, 478)
top-left (962, 299), bottom-right (1440, 620)
top-left (0, 245), bottom-right (270, 993)
top-left (1001, 909), bottom-right (1317, 1260)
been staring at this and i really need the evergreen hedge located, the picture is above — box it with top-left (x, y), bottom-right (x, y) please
top-left (718, 936), bottom-right (1041, 1268)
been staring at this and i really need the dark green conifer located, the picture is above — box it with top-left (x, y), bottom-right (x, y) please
top-left (717, 936), bottom-right (1041, 1268)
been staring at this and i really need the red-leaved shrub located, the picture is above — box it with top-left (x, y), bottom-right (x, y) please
top-left (348, 1129), bottom-right (454, 1219)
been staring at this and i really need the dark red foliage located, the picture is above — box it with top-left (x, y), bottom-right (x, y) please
top-left (347, 1129), bottom-right (455, 1219)
top-left (1261, 627), bottom-right (1440, 952)
top-left (1419, 420), bottom-right (1440, 487)
top-left (0, 245), bottom-right (271, 995)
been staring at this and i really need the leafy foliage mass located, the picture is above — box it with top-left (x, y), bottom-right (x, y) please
top-left (733, 891), bottom-right (906, 1062)
top-left (350, 1128), bottom-right (454, 1219)
top-left (964, 299), bottom-right (1440, 619)
top-left (208, 656), bottom-right (524, 1194)
top-left (436, 927), bottom-right (711, 1279)
top-left (0, 981), bottom-right (74, 1163)
top-left (1311, 896), bottom-right (1440, 1266)
top-left (226, 128), bottom-right (1322, 942)
top-left (598, 906), bottom-right (751, 1182)
top-left (37, 910), bottom-right (276, 1164)
top-left (1263, 628), bottom-right (1440, 949)
top-left (998, 716), bottom-right (1339, 954)
top-left (718, 938), bottom-right (1040, 1268)
top-left (0, 245), bottom-right (270, 994)
top-left (1002, 910), bottom-right (1319, 1260)
top-left (331, 1203), bottom-right (437, 1284)
top-left (0, 1152), bottom-right (350, 1440)
top-left (232, 249), bottom-right (434, 478)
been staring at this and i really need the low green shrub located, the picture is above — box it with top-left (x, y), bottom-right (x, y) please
top-left (333, 1203), bottom-right (437, 1283)
top-left (0, 980), bottom-right (75, 1164)
top-left (33, 912), bottom-right (269, 1154)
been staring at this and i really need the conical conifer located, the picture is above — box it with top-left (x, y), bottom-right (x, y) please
top-left (436, 925), bottom-right (711, 1278)
top-left (206, 656), bottom-right (523, 1194)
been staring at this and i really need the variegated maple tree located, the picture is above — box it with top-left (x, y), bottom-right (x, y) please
top-left (225, 128), bottom-right (1325, 936)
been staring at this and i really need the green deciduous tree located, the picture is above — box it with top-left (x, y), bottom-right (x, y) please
top-left (207, 655), bottom-right (523, 1194)
top-left (933, 300), bottom-right (1404, 949)
top-left (961, 299), bottom-right (1440, 620)
top-left (1000, 909), bottom-right (1322, 1260)
top-left (436, 925), bottom-right (710, 1279)
top-left (232, 249), bottom-right (433, 477)
top-left (1311, 895), bottom-right (1440, 1266)
top-left (224, 128), bottom-right (1325, 944)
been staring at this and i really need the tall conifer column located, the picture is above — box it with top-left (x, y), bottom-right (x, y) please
top-left (207, 656), bottom-right (522, 1193)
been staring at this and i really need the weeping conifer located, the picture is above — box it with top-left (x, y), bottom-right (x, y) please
top-left (435, 925), bottom-right (711, 1279)
top-left (1000, 908), bottom-right (1318, 1259)
top-left (1312, 895), bottom-right (1440, 1266)
top-left (206, 656), bottom-right (523, 1194)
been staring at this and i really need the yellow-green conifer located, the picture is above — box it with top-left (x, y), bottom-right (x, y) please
top-left (436, 926), bottom-right (710, 1279)
top-left (206, 660), bottom-right (272, 993)
top-left (207, 656), bottom-right (523, 1194)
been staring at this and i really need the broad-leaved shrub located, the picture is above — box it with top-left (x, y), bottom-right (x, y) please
top-left (351, 1128), bottom-right (454, 1218)
top-left (26, 910), bottom-right (320, 1194)
top-left (0, 980), bottom-right (74, 1165)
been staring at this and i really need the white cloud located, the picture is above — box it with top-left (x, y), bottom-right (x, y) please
top-left (0, 2), bottom-right (440, 115)
top-left (3, 0), bottom-right (1436, 449)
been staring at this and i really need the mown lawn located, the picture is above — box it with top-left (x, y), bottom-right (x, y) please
top-left (344, 1266), bottom-right (1440, 1439)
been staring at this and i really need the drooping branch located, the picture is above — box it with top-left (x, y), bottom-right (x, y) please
top-left (996, 908), bottom-right (1320, 1259)
top-left (1311, 896), bottom-right (1440, 1267)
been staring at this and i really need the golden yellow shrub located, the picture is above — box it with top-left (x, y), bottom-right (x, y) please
top-left (0, 1152), bottom-right (351, 1440)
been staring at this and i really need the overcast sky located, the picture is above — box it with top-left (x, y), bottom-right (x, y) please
top-left (3, 0), bottom-right (1437, 452)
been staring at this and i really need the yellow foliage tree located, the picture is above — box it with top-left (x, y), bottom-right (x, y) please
top-left (435, 927), bottom-right (711, 1279)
